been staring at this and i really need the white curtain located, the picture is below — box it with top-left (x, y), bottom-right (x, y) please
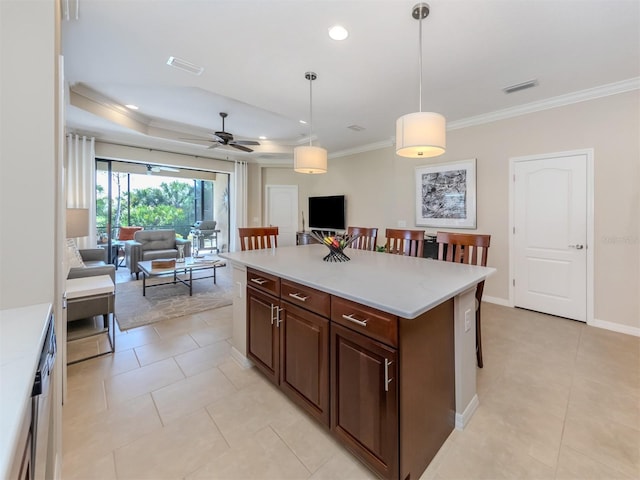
top-left (231, 161), bottom-right (248, 251)
top-left (66, 134), bottom-right (96, 249)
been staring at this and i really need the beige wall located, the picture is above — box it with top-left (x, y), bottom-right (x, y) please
top-left (0, 0), bottom-right (57, 309)
top-left (253, 91), bottom-right (640, 331)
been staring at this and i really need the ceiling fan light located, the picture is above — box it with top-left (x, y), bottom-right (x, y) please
top-left (294, 145), bottom-right (327, 174)
top-left (396, 111), bottom-right (446, 158)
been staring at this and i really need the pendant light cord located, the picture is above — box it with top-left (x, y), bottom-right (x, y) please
top-left (308, 76), bottom-right (313, 147)
top-left (418, 6), bottom-right (423, 113)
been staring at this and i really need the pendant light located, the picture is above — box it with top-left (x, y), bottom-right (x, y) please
top-left (396, 3), bottom-right (446, 158)
top-left (294, 72), bottom-right (327, 174)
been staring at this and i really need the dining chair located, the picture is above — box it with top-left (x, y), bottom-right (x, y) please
top-left (384, 228), bottom-right (424, 257)
top-left (347, 226), bottom-right (378, 251)
top-left (238, 227), bottom-right (279, 251)
top-left (436, 231), bottom-right (491, 368)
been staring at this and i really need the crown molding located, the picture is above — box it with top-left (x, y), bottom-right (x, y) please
top-left (447, 77), bottom-right (640, 130)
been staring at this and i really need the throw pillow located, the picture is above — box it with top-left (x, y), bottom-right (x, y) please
top-left (66, 239), bottom-right (86, 269)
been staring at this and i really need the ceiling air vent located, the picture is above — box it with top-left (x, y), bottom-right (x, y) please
top-left (347, 124), bottom-right (365, 132)
top-left (503, 79), bottom-right (538, 94)
top-left (166, 56), bottom-right (204, 76)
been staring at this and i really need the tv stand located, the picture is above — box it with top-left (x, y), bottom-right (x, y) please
top-left (296, 231), bottom-right (320, 246)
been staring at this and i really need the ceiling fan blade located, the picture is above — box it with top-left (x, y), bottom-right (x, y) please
top-left (159, 166), bottom-right (179, 172)
top-left (232, 140), bottom-right (260, 146)
top-left (206, 143), bottom-right (222, 150)
top-left (230, 143), bottom-right (254, 153)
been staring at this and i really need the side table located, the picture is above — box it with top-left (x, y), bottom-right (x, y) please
top-left (65, 275), bottom-right (115, 364)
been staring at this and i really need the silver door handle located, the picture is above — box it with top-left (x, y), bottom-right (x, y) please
top-left (384, 359), bottom-right (393, 392)
top-left (288, 293), bottom-right (308, 302)
top-left (250, 277), bottom-right (267, 285)
top-left (276, 307), bottom-right (283, 327)
top-left (342, 314), bottom-right (368, 327)
top-left (568, 244), bottom-right (584, 250)
top-left (270, 304), bottom-right (275, 325)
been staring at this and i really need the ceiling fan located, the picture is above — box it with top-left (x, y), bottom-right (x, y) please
top-left (146, 164), bottom-right (179, 174)
top-left (182, 112), bottom-right (260, 153)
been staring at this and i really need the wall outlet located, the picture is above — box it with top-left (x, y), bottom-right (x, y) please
top-left (464, 309), bottom-right (472, 332)
top-left (397, 220), bottom-right (407, 227)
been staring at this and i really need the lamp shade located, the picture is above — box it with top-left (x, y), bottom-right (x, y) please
top-left (66, 208), bottom-right (90, 238)
top-left (396, 111), bottom-right (446, 158)
top-left (293, 145), bottom-right (328, 174)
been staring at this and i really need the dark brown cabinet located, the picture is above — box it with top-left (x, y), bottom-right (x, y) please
top-left (246, 268), bottom-right (456, 480)
top-left (331, 323), bottom-right (398, 479)
top-left (247, 268), bottom-right (331, 426)
top-left (280, 302), bottom-right (330, 425)
top-left (247, 286), bottom-right (280, 384)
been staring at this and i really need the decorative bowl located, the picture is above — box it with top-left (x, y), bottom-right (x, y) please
top-left (309, 230), bottom-right (360, 262)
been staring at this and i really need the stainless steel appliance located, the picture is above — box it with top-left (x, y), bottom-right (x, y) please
top-left (31, 314), bottom-right (56, 480)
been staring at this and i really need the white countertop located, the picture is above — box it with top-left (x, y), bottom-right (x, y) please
top-left (66, 275), bottom-right (114, 299)
top-left (221, 245), bottom-right (495, 318)
top-left (0, 303), bottom-right (52, 478)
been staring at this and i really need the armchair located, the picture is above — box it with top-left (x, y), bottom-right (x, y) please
top-left (125, 229), bottom-right (192, 279)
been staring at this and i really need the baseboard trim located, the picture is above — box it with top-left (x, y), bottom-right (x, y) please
top-left (482, 295), bottom-right (510, 307)
top-left (589, 318), bottom-right (640, 338)
top-left (230, 346), bottom-right (253, 369)
top-left (455, 393), bottom-right (479, 430)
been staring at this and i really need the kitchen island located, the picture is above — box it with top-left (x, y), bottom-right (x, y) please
top-left (220, 244), bottom-right (495, 480)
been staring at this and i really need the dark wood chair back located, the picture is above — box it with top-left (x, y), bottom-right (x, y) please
top-left (238, 227), bottom-right (279, 251)
top-left (347, 226), bottom-right (378, 251)
top-left (385, 228), bottom-right (424, 257)
top-left (436, 231), bottom-right (491, 368)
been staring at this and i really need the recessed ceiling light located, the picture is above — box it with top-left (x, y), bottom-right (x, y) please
top-left (328, 25), bottom-right (349, 41)
top-left (125, 104), bottom-right (139, 110)
top-left (299, 120), bottom-right (308, 125)
top-left (259, 136), bottom-right (267, 140)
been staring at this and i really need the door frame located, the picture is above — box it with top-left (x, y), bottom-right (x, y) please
top-left (508, 148), bottom-right (595, 324)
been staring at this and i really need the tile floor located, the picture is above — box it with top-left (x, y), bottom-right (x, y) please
top-left (64, 267), bottom-right (640, 479)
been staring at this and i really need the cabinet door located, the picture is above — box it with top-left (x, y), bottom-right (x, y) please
top-left (331, 323), bottom-right (398, 480)
top-left (247, 286), bottom-right (280, 384)
top-left (280, 301), bottom-right (330, 426)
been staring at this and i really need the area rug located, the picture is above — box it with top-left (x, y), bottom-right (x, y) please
top-left (115, 269), bottom-right (234, 331)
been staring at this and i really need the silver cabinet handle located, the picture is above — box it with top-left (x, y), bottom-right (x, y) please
top-left (276, 307), bottom-right (283, 327)
top-left (568, 244), bottom-right (585, 250)
top-left (288, 292), bottom-right (308, 302)
top-left (384, 359), bottom-right (393, 392)
top-left (342, 314), bottom-right (368, 327)
top-left (269, 304), bottom-right (275, 325)
top-left (251, 277), bottom-right (268, 285)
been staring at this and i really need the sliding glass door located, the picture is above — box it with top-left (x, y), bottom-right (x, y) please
top-left (96, 159), bottom-right (230, 264)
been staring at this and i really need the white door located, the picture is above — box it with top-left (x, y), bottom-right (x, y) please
top-left (513, 154), bottom-right (588, 321)
top-left (266, 185), bottom-right (298, 247)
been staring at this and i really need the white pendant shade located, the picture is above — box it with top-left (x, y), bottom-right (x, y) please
top-left (294, 145), bottom-right (327, 174)
top-left (396, 111), bottom-right (446, 158)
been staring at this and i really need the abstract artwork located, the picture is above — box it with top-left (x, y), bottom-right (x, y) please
top-left (415, 159), bottom-right (477, 228)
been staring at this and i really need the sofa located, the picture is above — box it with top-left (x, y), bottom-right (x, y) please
top-left (67, 247), bottom-right (116, 323)
top-left (124, 229), bottom-right (192, 279)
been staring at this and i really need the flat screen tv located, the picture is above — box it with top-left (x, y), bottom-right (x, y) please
top-left (308, 195), bottom-right (345, 230)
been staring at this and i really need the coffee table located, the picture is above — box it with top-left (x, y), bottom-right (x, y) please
top-left (137, 256), bottom-right (226, 296)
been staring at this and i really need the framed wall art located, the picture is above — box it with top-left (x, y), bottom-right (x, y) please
top-left (415, 159), bottom-right (477, 228)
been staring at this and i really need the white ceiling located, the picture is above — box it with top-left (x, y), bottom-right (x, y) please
top-left (62, 0), bottom-right (640, 163)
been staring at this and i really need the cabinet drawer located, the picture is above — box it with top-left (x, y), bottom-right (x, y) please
top-left (281, 279), bottom-right (330, 317)
top-left (247, 268), bottom-right (280, 296)
top-left (331, 297), bottom-right (398, 348)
